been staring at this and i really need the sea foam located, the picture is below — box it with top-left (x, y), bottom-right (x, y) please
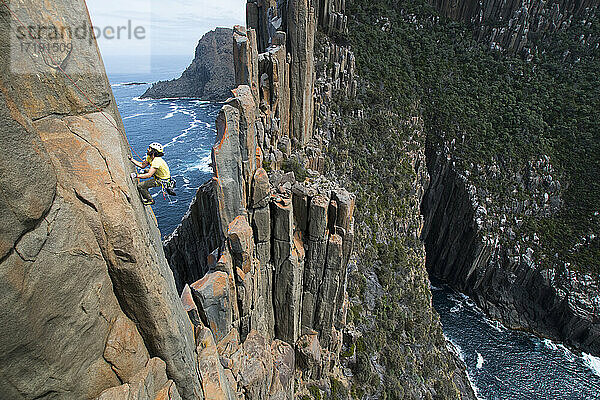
top-left (583, 353), bottom-right (600, 377)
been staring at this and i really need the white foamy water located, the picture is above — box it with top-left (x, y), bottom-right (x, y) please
top-left (163, 103), bottom-right (180, 119)
top-left (185, 153), bottom-right (212, 173)
top-left (476, 352), bottom-right (484, 369)
top-left (450, 303), bottom-right (463, 313)
top-left (123, 113), bottom-right (147, 120)
top-left (583, 353), bottom-right (600, 377)
top-left (132, 96), bottom-right (153, 102)
top-left (433, 283), bottom-right (600, 399)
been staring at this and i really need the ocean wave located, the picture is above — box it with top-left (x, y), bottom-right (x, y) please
top-left (485, 319), bottom-right (506, 333)
top-left (163, 130), bottom-right (189, 148)
top-left (163, 116), bottom-right (203, 147)
top-left (184, 153), bottom-right (212, 173)
top-left (123, 113), bottom-right (147, 120)
top-left (450, 303), bottom-right (463, 313)
top-left (542, 338), bottom-right (559, 351)
top-left (476, 352), bottom-right (484, 369)
top-left (133, 96), bottom-right (153, 102)
top-left (582, 353), bottom-right (600, 377)
top-left (163, 104), bottom-right (180, 119)
top-left (541, 338), bottom-right (574, 357)
top-left (444, 334), bottom-right (465, 362)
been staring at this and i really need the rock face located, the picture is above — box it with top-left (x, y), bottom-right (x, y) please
top-left (1, 0), bottom-right (474, 399)
top-left (422, 146), bottom-right (600, 356)
top-left (422, 0), bottom-right (600, 358)
top-left (141, 28), bottom-right (235, 101)
top-left (0, 1), bottom-right (201, 399)
top-left (431, 0), bottom-right (600, 55)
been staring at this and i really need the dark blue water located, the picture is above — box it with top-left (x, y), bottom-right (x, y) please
top-left (106, 55), bottom-right (220, 237)
top-left (432, 283), bottom-right (600, 399)
top-left (106, 55), bottom-right (600, 400)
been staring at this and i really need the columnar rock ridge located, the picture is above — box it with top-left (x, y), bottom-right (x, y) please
top-left (141, 28), bottom-right (235, 101)
top-left (420, 0), bottom-right (600, 357)
top-left (431, 0), bottom-right (599, 55)
top-left (164, 0), bottom-right (360, 396)
top-left (421, 145), bottom-right (600, 356)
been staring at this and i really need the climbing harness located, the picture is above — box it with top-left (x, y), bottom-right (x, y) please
top-left (159, 177), bottom-right (177, 205)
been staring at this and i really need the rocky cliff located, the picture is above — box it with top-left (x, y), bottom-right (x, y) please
top-left (0, 1), bottom-right (202, 399)
top-left (164, 15), bottom-right (359, 396)
top-left (422, 145), bottom-right (600, 355)
top-left (431, 0), bottom-right (599, 56)
top-left (419, 0), bottom-right (600, 357)
top-left (165, 0), bottom-right (475, 398)
top-left (141, 28), bottom-right (235, 101)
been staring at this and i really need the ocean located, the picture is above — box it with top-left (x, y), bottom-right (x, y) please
top-left (106, 55), bottom-right (600, 400)
top-left (432, 282), bottom-right (600, 399)
top-left (106, 55), bottom-right (220, 237)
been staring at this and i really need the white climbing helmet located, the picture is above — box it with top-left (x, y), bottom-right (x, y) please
top-left (148, 142), bottom-right (164, 154)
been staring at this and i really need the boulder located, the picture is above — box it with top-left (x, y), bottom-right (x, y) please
top-left (181, 284), bottom-right (203, 327)
top-left (191, 272), bottom-right (235, 342)
top-left (296, 330), bottom-right (322, 378)
top-left (96, 358), bottom-right (174, 400)
top-left (239, 330), bottom-right (273, 400)
top-left (154, 381), bottom-right (182, 400)
top-left (228, 216), bottom-right (255, 274)
top-left (270, 340), bottom-right (295, 399)
top-left (128, 358), bottom-right (170, 399)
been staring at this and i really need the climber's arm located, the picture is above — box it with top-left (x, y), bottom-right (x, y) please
top-left (128, 155), bottom-right (149, 169)
top-left (137, 167), bottom-right (156, 180)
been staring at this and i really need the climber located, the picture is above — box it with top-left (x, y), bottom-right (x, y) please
top-left (129, 142), bottom-right (175, 205)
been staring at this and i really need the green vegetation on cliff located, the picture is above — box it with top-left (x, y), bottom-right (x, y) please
top-left (322, 0), bottom-right (599, 397)
top-left (344, 0), bottom-right (600, 275)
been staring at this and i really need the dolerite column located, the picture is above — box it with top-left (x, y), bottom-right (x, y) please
top-left (228, 215), bottom-right (256, 340)
top-left (250, 167), bottom-right (275, 339)
top-left (333, 189), bottom-right (355, 327)
top-left (288, 0), bottom-right (316, 145)
top-left (233, 26), bottom-right (260, 107)
top-left (213, 104), bottom-right (244, 234)
top-left (272, 196), bottom-right (304, 344)
top-left (271, 31), bottom-right (291, 139)
top-left (301, 193), bottom-right (329, 331)
top-left (314, 234), bottom-right (343, 348)
top-left (231, 86), bottom-right (258, 209)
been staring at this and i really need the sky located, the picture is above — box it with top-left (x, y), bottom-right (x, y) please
top-left (86, 0), bottom-right (246, 60)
